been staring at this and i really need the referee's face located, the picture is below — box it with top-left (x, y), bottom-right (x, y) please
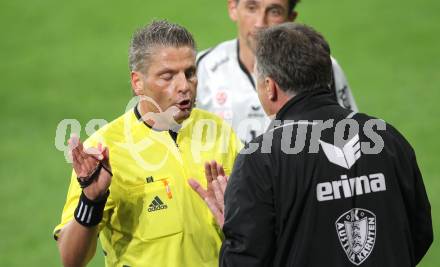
top-left (134, 45), bottom-right (197, 124)
top-left (229, 0), bottom-right (297, 52)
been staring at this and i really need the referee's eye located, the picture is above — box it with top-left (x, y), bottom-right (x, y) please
top-left (160, 73), bottom-right (173, 81)
top-left (185, 67), bottom-right (196, 80)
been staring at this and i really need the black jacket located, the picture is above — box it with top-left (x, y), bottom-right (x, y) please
top-left (220, 89), bottom-right (432, 267)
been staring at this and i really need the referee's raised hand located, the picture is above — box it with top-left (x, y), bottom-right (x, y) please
top-left (188, 160), bottom-right (228, 228)
top-left (68, 134), bottom-right (112, 201)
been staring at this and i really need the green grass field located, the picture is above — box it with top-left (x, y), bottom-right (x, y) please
top-left (1, 0), bottom-right (438, 265)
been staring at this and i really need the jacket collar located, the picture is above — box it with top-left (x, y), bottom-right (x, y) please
top-left (275, 89), bottom-right (338, 121)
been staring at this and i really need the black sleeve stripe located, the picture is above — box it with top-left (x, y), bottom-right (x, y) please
top-left (196, 48), bottom-right (214, 68)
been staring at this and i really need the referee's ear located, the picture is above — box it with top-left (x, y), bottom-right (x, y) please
top-left (131, 71), bottom-right (144, 96)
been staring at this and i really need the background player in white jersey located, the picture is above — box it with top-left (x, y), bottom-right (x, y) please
top-left (196, 0), bottom-right (358, 142)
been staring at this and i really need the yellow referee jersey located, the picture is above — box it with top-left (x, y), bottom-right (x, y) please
top-left (54, 107), bottom-right (242, 267)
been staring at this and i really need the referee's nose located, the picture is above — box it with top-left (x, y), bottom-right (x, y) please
top-left (176, 71), bottom-right (191, 95)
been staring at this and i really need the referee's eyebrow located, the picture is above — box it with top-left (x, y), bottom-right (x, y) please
top-left (156, 65), bottom-right (196, 75)
top-left (156, 68), bottom-right (176, 76)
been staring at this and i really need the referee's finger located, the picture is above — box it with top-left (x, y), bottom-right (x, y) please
top-left (76, 145), bottom-right (94, 176)
top-left (204, 162), bottom-right (213, 183)
top-left (71, 147), bottom-right (83, 175)
top-left (76, 137), bottom-right (83, 149)
top-left (217, 175), bottom-right (227, 193)
top-left (80, 144), bottom-right (99, 164)
top-left (103, 147), bottom-right (110, 161)
top-left (85, 146), bottom-right (104, 160)
top-left (72, 145), bottom-right (84, 164)
top-left (68, 134), bottom-right (79, 150)
top-left (72, 140), bottom-right (84, 164)
top-left (217, 164), bottom-right (225, 177)
top-left (102, 147), bottom-right (111, 170)
top-left (210, 160), bottom-right (219, 180)
top-left (212, 180), bottom-right (224, 212)
top-left (188, 178), bottom-right (208, 199)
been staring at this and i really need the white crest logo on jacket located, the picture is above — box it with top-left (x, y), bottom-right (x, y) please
top-left (320, 134), bottom-right (361, 169)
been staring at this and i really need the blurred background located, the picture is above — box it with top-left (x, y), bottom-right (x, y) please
top-left (0, 0), bottom-right (438, 265)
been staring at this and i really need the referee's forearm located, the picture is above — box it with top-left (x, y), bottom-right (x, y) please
top-left (57, 220), bottom-right (98, 267)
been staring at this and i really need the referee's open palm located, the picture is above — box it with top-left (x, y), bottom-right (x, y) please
top-left (188, 160), bottom-right (228, 228)
top-left (68, 134), bottom-right (112, 201)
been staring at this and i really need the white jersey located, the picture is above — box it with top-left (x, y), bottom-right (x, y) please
top-left (196, 39), bottom-right (357, 143)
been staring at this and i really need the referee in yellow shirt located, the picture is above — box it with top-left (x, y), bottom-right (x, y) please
top-left (54, 20), bottom-right (241, 267)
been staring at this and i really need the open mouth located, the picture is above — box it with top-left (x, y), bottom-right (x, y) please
top-left (176, 99), bottom-right (191, 110)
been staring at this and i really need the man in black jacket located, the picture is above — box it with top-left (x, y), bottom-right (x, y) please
top-left (191, 23), bottom-right (433, 266)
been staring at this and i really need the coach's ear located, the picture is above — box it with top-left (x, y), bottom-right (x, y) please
top-left (228, 0), bottom-right (238, 22)
top-left (131, 71), bottom-right (144, 96)
top-left (266, 77), bottom-right (278, 102)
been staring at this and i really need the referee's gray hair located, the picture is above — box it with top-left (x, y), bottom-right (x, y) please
top-left (255, 23), bottom-right (332, 94)
top-left (129, 20), bottom-right (196, 73)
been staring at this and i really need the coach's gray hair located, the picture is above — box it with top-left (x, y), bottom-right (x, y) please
top-left (129, 20), bottom-right (196, 73)
top-left (255, 23), bottom-right (333, 94)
